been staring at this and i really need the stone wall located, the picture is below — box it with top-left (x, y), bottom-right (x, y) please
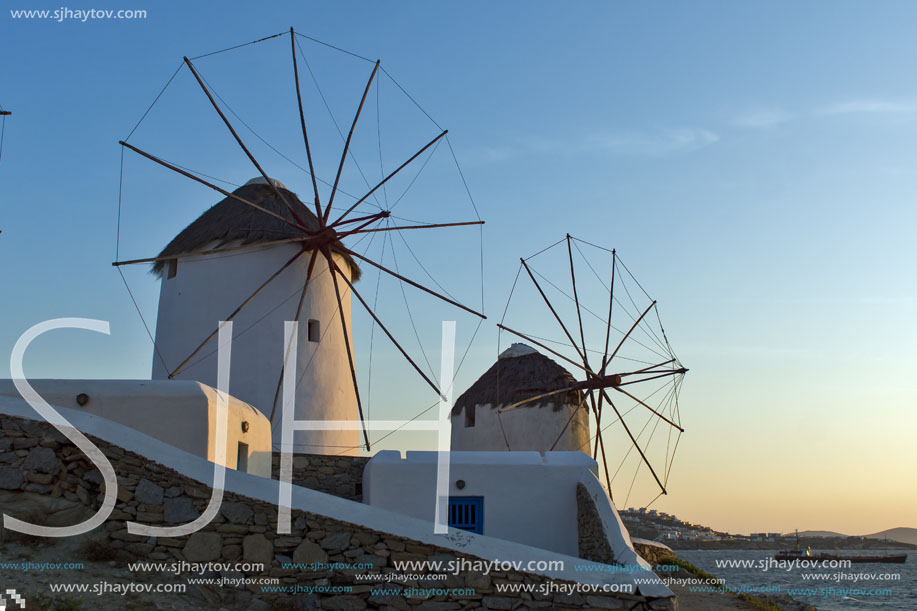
top-left (271, 452), bottom-right (368, 501)
top-left (632, 542), bottom-right (676, 566)
top-left (0, 415), bottom-right (674, 610)
top-left (575, 482), bottom-right (616, 565)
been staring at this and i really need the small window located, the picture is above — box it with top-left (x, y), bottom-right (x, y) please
top-left (448, 496), bottom-right (484, 534)
top-left (236, 442), bottom-right (249, 472)
top-left (464, 405), bottom-right (475, 428)
top-left (307, 319), bottom-right (320, 343)
top-left (166, 259), bottom-right (178, 279)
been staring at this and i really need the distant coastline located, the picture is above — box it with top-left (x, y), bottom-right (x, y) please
top-left (620, 508), bottom-right (917, 551)
top-left (665, 536), bottom-right (917, 551)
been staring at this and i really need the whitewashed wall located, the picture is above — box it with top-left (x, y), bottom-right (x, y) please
top-left (363, 450), bottom-right (598, 556)
top-left (0, 379), bottom-right (272, 477)
top-left (451, 402), bottom-right (591, 453)
top-left (152, 242), bottom-right (359, 455)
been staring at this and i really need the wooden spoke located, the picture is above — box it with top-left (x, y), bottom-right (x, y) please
top-left (336, 214), bottom-right (390, 238)
top-left (331, 129), bottom-right (448, 225)
top-left (324, 60), bottom-right (380, 224)
top-left (496, 326), bottom-right (680, 416)
top-left (594, 393), bottom-right (603, 459)
top-left (604, 300), bottom-right (657, 372)
top-left (342, 247), bottom-right (485, 319)
top-left (169, 249), bottom-right (306, 378)
top-left (521, 259), bottom-right (589, 366)
top-left (593, 396), bottom-right (616, 503)
top-left (596, 416), bottom-right (615, 503)
top-left (616, 369), bottom-right (687, 388)
top-left (290, 27), bottom-right (322, 218)
top-left (340, 220), bottom-right (483, 235)
top-left (268, 249), bottom-right (320, 423)
top-left (619, 369), bottom-right (679, 377)
top-left (119, 141), bottom-right (307, 233)
top-left (328, 257), bottom-right (445, 401)
top-left (566, 234), bottom-right (591, 370)
top-left (601, 249), bottom-right (616, 371)
top-left (324, 249), bottom-right (371, 451)
top-left (497, 387), bottom-right (577, 414)
top-left (566, 232), bottom-right (606, 473)
top-left (617, 358), bottom-right (677, 378)
top-left (611, 385), bottom-right (684, 432)
top-left (496, 324), bottom-right (591, 375)
top-left (602, 394), bottom-right (667, 494)
top-left (333, 211), bottom-right (391, 227)
top-left (592, 249), bottom-right (618, 467)
top-left (183, 56), bottom-right (310, 229)
top-left (499, 365), bottom-right (680, 414)
top-left (113, 236), bottom-right (312, 268)
top-left (549, 394), bottom-right (589, 451)
top-left (588, 391), bottom-right (614, 493)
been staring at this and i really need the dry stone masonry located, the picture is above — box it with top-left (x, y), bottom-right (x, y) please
top-left (575, 483), bottom-right (617, 565)
top-left (271, 452), bottom-right (368, 501)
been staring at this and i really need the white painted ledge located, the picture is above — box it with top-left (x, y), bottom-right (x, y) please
top-left (0, 379), bottom-right (272, 477)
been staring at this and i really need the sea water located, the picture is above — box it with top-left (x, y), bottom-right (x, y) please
top-left (678, 549), bottom-right (916, 610)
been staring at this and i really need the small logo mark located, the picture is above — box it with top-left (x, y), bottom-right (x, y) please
top-left (0, 588), bottom-right (26, 611)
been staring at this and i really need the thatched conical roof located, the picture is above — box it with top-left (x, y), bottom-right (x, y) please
top-left (152, 179), bottom-right (360, 279)
top-left (452, 344), bottom-right (582, 416)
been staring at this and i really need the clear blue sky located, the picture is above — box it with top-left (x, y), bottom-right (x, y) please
top-left (2, 1), bottom-right (916, 534)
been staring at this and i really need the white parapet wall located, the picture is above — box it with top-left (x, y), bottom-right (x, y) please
top-left (451, 401), bottom-right (591, 453)
top-left (0, 379), bottom-right (272, 477)
top-left (364, 450), bottom-right (600, 557)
